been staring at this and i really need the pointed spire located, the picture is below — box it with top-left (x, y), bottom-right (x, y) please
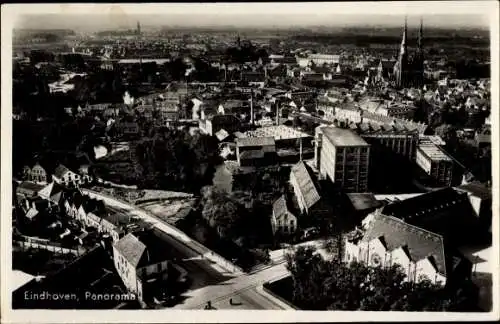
top-left (418, 17), bottom-right (423, 50)
top-left (402, 16), bottom-right (408, 49)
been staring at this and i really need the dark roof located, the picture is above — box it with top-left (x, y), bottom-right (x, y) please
top-left (53, 164), bottom-right (70, 178)
top-left (379, 60), bottom-right (394, 69)
top-left (113, 233), bottom-right (147, 268)
top-left (455, 182), bottom-right (492, 200)
top-left (236, 136), bottom-right (275, 147)
top-left (290, 161), bottom-right (321, 210)
top-left (37, 181), bottom-right (65, 204)
top-left (381, 188), bottom-right (467, 222)
top-left (16, 181), bottom-right (45, 194)
top-left (346, 193), bottom-right (382, 211)
top-left (362, 213), bottom-right (447, 276)
top-left (239, 149), bottom-right (265, 160)
top-left (242, 72), bottom-right (265, 82)
top-left (209, 114), bottom-right (241, 125)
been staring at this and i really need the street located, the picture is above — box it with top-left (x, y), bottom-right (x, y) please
top-left (83, 190), bottom-right (293, 310)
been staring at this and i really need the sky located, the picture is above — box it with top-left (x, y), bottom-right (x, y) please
top-left (9, 2), bottom-right (494, 31)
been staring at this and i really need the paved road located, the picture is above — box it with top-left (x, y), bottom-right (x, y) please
top-left (84, 190), bottom-right (293, 310)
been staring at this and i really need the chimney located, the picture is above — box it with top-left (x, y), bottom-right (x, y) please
top-left (276, 101), bottom-right (280, 126)
top-left (250, 90), bottom-right (254, 125)
top-left (299, 137), bottom-right (303, 161)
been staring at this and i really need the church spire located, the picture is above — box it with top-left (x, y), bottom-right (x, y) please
top-left (401, 16), bottom-right (408, 55)
top-left (418, 17), bottom-right (423, 51)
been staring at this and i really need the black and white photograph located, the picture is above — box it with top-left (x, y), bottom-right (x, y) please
top-left (1, 2), bottom-right (498, 323)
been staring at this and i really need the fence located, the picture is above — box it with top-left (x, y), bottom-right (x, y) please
top-left (14, 240), bottom-right (83, 256)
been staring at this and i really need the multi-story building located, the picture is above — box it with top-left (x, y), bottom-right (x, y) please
top-left (298, 54), bottom-right (340, 67)
top-left (344, 212), bottom-right (472, 287)
top-left (113, 232), bottom-right (171, 305)
top-left (22, 162), bottom-right (50, 184)
top-left (415, 138), bottom-right (454, 186)
top-left (316, 126), bottom-right (370, 192)
top-left (354, 123), bottom-right (419, 161)
top-left (235, 136), bottom-right (276, 167)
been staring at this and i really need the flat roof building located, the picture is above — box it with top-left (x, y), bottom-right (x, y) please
top-left (416, 138), bottom-right (453, 186)
top-left (316, 126), bottom-right (370, 192)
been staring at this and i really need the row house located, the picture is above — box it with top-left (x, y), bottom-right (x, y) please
top-left (52, 164), bottom-right (91, 187)
top-left (63, 191), bottom-right (122, 242)
top-left (23, 162), bottom-right (50, 184)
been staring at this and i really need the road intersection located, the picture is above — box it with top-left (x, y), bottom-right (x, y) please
top-left (83, 189), bottom-right (320, 310)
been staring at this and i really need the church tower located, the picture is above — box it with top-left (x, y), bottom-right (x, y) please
top-left (137, 21), bottom-right (141, 36)
top-left (394, 16), bottom-right (409, 88)
top-left (414, 18), bottom-right (425, 88)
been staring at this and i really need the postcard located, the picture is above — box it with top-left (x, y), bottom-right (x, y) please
top-left (1, 2), bottom-right (498, 323)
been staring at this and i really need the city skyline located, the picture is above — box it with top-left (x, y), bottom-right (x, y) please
top-left (15, 13), bottom-right (491, 31)
top-left (10, 2), bottom-right (493, 31)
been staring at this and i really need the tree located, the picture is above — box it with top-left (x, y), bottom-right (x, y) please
top-left (285, 247), bottom-right (478, 311)
top-left (200, 186), bottom-right (245, 239)
top-left (434, 124), bottom-right (457, 145)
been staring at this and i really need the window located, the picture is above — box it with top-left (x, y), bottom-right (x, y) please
top-left (371, 253), bottom-right (382, 267)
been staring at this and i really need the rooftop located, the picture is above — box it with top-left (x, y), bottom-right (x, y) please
top-left (322, 127), bottom-right (369, 147)
top-left (418, 142), bottom-right (453, 161)
top-left (242, 125), bottom-right (311, 141)
top-left (455, 181), bottom-right (492, 200)
top-left (290, 161), bottom-right (321, 211)
top-left (362, 213), bottom-right (447, 276)
top-left (346, 193), bottom-right (382, 211)
top-left (236, 136), bottom-right (275, 148)
top-left (381, 188), bottom-right (471, 228)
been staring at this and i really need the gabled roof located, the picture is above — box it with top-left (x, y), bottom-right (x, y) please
top-left (455, 182), bottom-right (491, 200)
top-left (215, 129), bottom-right (230, 142)
top-left (25, 207), bottom-right (40, 220)
top-left (362, 213), bottom-right (447, 276)
top-left (53, 164), bottom-right (71, 178)
top-left (273, 195), bottom-right (293, 221)
top-left (290, 161), bottom-right (321, 211)
top-left (113, 233), bottom-right (147, 268)
top-left (37, 181), bottom-right (65, 203)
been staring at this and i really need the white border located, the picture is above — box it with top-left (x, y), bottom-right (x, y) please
top-left (1, 2), bottom-right (499, 323)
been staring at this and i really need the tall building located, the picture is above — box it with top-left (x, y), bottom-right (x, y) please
top-left (316, 126), bottom-right (370, 192)
top-left (136, 21), bottom-right (141, 36)
top-left (393, 17), bottom-right (425, 89)
top-left (415, 137), bottom-right (454, 186)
